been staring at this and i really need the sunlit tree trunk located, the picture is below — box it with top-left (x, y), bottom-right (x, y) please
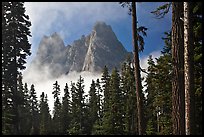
top-left (183, 2), bottom-right (195, 135)
top-left (131, 2), bottom-right (144, 135)
top-left (171, 2), bottom-right (185, 135)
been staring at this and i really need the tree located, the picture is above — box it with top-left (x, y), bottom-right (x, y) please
top-left (61, 83), bottom-right (71, 134)
top-left (2, 2), bottom-right (31, 134)
top-left (75, 76), bottom-right (86, 134)
top-left (101, 65), bottom-right (110, 112)
top-left (92, 79), bottom-right (103, 135)
top-left (17, 74), bottom-right (32, 134)
top-left (87, 80), bottom-right (100, 134)
top-left (101, 68), bottom-right (124, 135)
top-left (144, 56), bottom-right (157, 135)
top-left (29, 84), bottom-right (39, 134)
top-left (183, 2), bottom-right (195, 135)
top-left (144, 32), bottom-right (173, 135)
top-left (121, 60), bottom-right (137, 135)
top-left (39, 92), bottom-right (52, 135)
top-left (192, 2), bottom-right (202, 135)
top-left (68, 81), bottom-right (79, 135)
top-left (171, 2), bottom-right (185, 135)
top-left (131, 2), bottom-right (145, 134)
top-left (52, 81), bottom-right (62, 134)
top-left (68, 76), bottom-right (86, 135)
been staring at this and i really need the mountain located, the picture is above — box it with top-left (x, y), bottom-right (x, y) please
top-left (29, 21), bottom-right (131, 77)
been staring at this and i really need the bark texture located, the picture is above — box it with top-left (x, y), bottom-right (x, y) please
top-left (171, 2), bottom-right (185, 135)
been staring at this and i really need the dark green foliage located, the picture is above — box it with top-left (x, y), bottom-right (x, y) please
top-left (29, 84), bottom-right (40, 134)
top-left (137, 26), bottom-right (148, 52)
top-left (2, 2), bottom-right (31, 134)
top-left (91, 79), bottom-right (103, 135)
top-left (2, 2), bottom-right (202, 135)
top-left (52, 81), bottom-right (62, 134)
top-left (121, 61), bottom-right (137, 135)
top-left (87, 80), bottom-right (99, 134)
top-left (39, 92), bottom-right (52, 134)
top-left (192, 2), bottom-right (202, 135)
top-left (151, 2), bottom-right (172, 19)
top-left (61, 83), bottom-right (71, 134)
top-left (68, 76), bottom-right (86, 135)
top-left (144, 32), bottom-right (172, 135)
top-left (102, 68), bottom-right (124, 135)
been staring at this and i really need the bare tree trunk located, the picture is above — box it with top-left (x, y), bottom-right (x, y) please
top-left (183, 2), bottom-right (195, 135)
top-left (131, 2), bottom-right (144, 135)
top-left (171, 2), bottom-right (185, 135)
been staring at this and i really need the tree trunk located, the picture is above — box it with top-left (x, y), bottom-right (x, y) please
top-left (131, 2), bottom-right (144, 135)
top-left (183, 2), bottom-right (195, 135)
top-left (171, 2), bottom-right (185, 135)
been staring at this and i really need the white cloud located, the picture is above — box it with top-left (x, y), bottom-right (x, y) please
top-left (23, 66), bottom-right (102, 115)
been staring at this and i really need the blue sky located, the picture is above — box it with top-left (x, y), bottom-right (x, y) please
top-left (24, 2), bottom-right (172, 65)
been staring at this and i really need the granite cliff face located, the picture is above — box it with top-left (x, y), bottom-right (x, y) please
top-left (29, 21), bottom-right (130, 77)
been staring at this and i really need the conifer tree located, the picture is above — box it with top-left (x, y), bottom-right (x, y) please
top-left (92, 79), bottom-right (103, 135)
top-left (101, 66), bottom-right (110, 116)
top-left (2, 2), bottom-right (31, 134)
top-left (87, 80), bottom-right (100, 134)
top-left (121, 61), bottom-right (137, 135)
top-left (17, 74), bottom-right (32, 134)
top-left (68, 82), bottom-right (79, 135)
top-left (102, 68), bottom-right (124, 135)
top-left (192, 2), bottom-right (202, 135)
top-left (29, 84), bottom-right (39, 134)
top-left (61, 83), bottom-right (71, 134)
top-left (145, 32), bottom-right (172, 135)
top-left (39, 92), bottom-right (52, 135)
top-left (76, 76), bottom-right (86, 134)
top-left (68, 76), bottom-right (86, 135)
top-left (52, 81), bottom-right (62, 134)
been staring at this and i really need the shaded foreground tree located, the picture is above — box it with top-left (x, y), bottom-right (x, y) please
top-left (183, 2), bottom-right (195, 135)
top-left (171, 2), bottom-right (185, 135)
top-left (120, 2), bottom-right (146, 134)
top-left (2, 2), bottom-right (31, 134)
top-left (131, 2), bottom-right (144, 134)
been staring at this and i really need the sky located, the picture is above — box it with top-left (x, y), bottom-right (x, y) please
top-left (24, 2), bottom-right (172, 65)
top-left (23, 2), bottom-right (172, 113)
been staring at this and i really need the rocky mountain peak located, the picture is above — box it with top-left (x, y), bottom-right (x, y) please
top-left (29, 22), bottom-right (131, 78)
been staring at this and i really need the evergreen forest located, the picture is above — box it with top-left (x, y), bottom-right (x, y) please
top-left (2, 2), bottom-right (202, 135)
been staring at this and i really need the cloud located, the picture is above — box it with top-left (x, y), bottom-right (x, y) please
top-left (23, 48), bottom-right (161, 114)
top-left (23, 64), bottom-right (102, 115)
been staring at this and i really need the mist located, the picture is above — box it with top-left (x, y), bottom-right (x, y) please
top-left (22, 50), bottom-right (161, 114)
top-left (23, 64), bottom-right (102, 114)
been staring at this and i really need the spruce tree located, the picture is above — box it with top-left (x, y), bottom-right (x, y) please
top-left (192, 2), bottom-right (202, 135)
top-left (145, 32), bottom-right (172, 135)
top-left (87, 80), bottom-right (100, 134)
top-left (61, 83), bottom-right (71, 134)
top-left (52, 81), bottom-right (62, 134)
top-left (91, 79), bottom-right (103, 135)
top-left (68, 82), bottom-right (79, 135)
top-left (39, 92), bottom-right (52, 135)
top-left (121, 61), bottom-right (137, 135)
top-left (29, 84), bottom-right (39, 134)
top-left (2, 2), bottom-right (31, 134)
top-left (68, 76), bottom-right (86, 135)
top-left (75, 76), bottom-right (86, 134)
top-left (102, 68), bottom-right (124, 135)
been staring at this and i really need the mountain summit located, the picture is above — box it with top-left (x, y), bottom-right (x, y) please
top-left (29, 22), bottom-right (130, 77)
